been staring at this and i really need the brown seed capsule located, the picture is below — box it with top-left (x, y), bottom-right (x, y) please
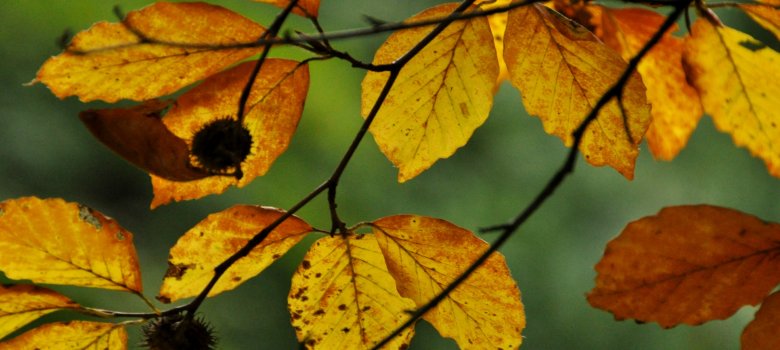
top-left (142, 313), bottom-right (217, 350)
top-left (190, 118), bottom-right (252, 179)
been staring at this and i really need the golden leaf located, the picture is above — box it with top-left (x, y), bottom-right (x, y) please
top-left (477, 0), bottom-right (514, 82)
top-left (588, 205), bottom-right (780, 327)
top-left (0, 321), bottom-right (126, 349)
top-left (742, 291), bottom-right (780, 350)
top-left (361, 3), bottom-right (499, 182)
top-left (35, 2), bottom-right (265, 102)
top-left (503, 4), bottom-right (650, 179)
top-left (150, 59), bottom-right (309, 208)
top-left (739, 2), bottom-right (780, 41)
top-left (0, 197), bottom-right (142, 292)
top-left (683, 19), bottom-right (780, 177)
top-left (158, 205), bottom-right (310, 303)
top-left (373, 215), bottom-right (524, 349)
top-left (254, 0), bottom-right (320, 18)
top-left (288, 234), bottom-right (416, 349)
top-left (0, 285), bottom-right (79, 340)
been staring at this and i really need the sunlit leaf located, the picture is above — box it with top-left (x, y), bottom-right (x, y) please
top-left (739, 2), bottom-right (780, 40)
top-left (158, 205), bottom-right (310, 303)
top-left (288, 234), bottom-right (416, 349)
top-left (79, 100), bottom-right (208, 181)
top-left (593, 7), bottom-right (702, 160)
top-left (684, 19), bottom-right (780, 177)
top-left (0, 321), bottom-right (126, 349)
top-left (0, 284), bottom-right (79, 340)
top-left (372, 215), bottom-right (524, 349)
top-left (504, 4), bottom-right (650, 179)
top-left (254, 0), bottom-right (320, 18)
top-left (742, 291), bottom-right (780, 350)
top-left (0, 197), bottom-right (142, 292)
top-left (150, 59), bottom-right (309, 208)
top-left (361, 3), bottom-right (499, 182)
top-left (35, 2), bottom-right (265, 102)
top-left (588, 205), bottom-right (780, 328)
top-left (477, 0), bottom-right (513, 82)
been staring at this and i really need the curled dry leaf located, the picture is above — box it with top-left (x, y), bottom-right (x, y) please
top-left (79, 100), bottom-right (208, 181)
top-left (503, 4), bottom-right (650, 179)
top-left (254, 0), bottom-right (320, 18)
top-left (158, 205), bottom-right (311, 303)
top-left (372, 215), bottom-right (524, 350)
top-left (683, 19), bottom-right (780, 177)
top-left (288, 234), bottom-right (416, 349)
top-left (361, 3), bottom-right (499, 182)
top-left (0, 284), bottom-right (79, 340)
top-left (0, 197), bottom-right (142, 292)
top-left (589, 205), bottom-right (780, 328)
top-left (151, 59), bottom-right (309, 208)
top-left (742, 291), bottom-right (780, 350)
top-left (35, 2), bottom-right (265, 102)
top-left (0, 321), bottom-right (127, 349)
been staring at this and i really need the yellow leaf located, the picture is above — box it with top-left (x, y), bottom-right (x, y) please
top-left (594, 7), bottom-right (702, 160)
top-left (0, 285), bottom-right (79, 340)
top-left (588, 205), bottom-right (780, 328)
top-left (739, 3), bottom-right (780, 41)
top-left (477, 0), bottom-right (513, 82)
top-left (0, 197), bottom-right (142, 292)
top-left (683, 19), bottom-right (780, 177)
top-left (0, 321), bottom-right (126, 349)
top-left (361, 3), bottom-right (499, 182)
top-left (288, 234), bottom-right (416, 349)
top-left (372, 215), bottom-right (524, 350)
top-left (158, 205), bottom-right (310, 303)
top-left (150, 59), bottom-right (309, 208)
top-left (504, 4), bottom-right (650, 179)
top-left (35, 2), bottom-right (265, 102)
top-left (254, 0), bottom-right (320, 18)
top-left (742, 291), bottom-right (780, 350)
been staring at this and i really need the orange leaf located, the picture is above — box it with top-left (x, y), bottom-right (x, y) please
top-left (254, 0), bottom-right (320, 18)
top-left (372, 215), bottom-right (524, 349)
top-left (742, 291), bottom-right (780, 350)
top-left (150, 59), bottom-right (309, 208)
top-left (158, 205), bottom-right (310, 303)
top-left (0, 321), bottom-right (127, 349)
top-left (739, 2), bottom-right (780, 40)
top-left (34, 2), bottom-right (265, 102)
top-left (0, 284), bottom-right (79, 340)
top-left (0, 197), bottom-right (142, 292)
top-left (503, 4), bottom-right (650, 179)
top-left (683, 19), bottom-right (780, 177)
top-left (593, 7), bottom-right (702, 160)
top-left (588, 205), bottom-right (780, 328)
top-left (361, 3), bottom-right (499, 182)
top-left (79, 100), bottom-right (208, 181)
top-left (288, 234), bottom-right (416, 349)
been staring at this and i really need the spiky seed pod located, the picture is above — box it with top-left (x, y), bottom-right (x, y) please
top-left (142, 313), bottom-right (217, 350)
top-left (191, 118), bottom-right (252, 179)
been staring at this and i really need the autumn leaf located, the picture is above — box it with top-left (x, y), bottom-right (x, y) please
top-left (0, 321), bottom-right (127, 349)
top-left (0, 284), bottom-right (79, 340)
top-left (0, 197), bottom-right (142, 293)
top-left (35, 2), bottom-right (265, 102)
top-left (79, 100), bottom-right (208, 181)
top-left (742, 291), bottom-right (780, 350)
top-left (588, 205), bottom-right (780, 328)
top-left (150, 59), bottom-right (309, 208)
top-left (684, 19), bottom-right (780, 177)
top-left (590, 6), bottom-right (702, 161)
top-left (158, 205), bottom-right (310, 303)
top-left (477, 0), bottom-right (513, 82)
top-left (288, 234), bottom-right (416, 349)
top-left (254, 0), bottom-right (320, 18)
top-left (739, 1), bottom-right (780, 41)
top-left (372, 215), bottom-right (524, 349)
top-left (503, 4), bottom-right (650, 179)
top-left (361, 3), bottom-right (499, 182)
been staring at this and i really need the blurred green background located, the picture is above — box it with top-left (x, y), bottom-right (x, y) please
top-left (1, 1), bottom-right (779, 349)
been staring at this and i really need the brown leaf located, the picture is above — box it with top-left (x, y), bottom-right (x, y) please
top-left (588, 205), bottom-right (780, 328)
top-left (0, 284), bottom-right (79, 340)
top-left (742, 291), bottom-right (780, 350)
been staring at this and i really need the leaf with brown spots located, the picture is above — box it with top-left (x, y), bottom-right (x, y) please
top-left (0, 284), bottom-right (80, 340)
top-left (0, 197), bottom-right (142, 292)
top-left (288, 234), bottom-right (415, 349)
top-left (372, 215), bottom-right (525, 350)
top-left (0, 321), bottom-right (127, 349)
top-left (158, 205), bottom-right (310, 303)
top-left (588, 205), bottom-right (780, 327)
top-left (742, 291), bottom-right (780, 350)
top-left (254, 0), bottom-right (320, 18)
